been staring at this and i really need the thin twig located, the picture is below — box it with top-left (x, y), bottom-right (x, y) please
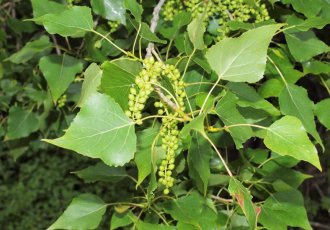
top-left (51, 35), bottom-right (61, 55)
top-left (146, 0), bottom-right (165, 58)
top-left (211, 195), bottom-right (233, 204)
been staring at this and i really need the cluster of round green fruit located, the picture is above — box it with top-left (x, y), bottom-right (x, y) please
top-left (57, 94), bottom-right (67, 109)
top-left (125, 58), bottom-right (163, 125)
top-left (163, 0), bottom-right (270, 39)
top-left (108, 21), bottom-right (120, 33)
top-left (126, 57), bottom-right (187, 194)
top-left (158, 116), bottom-right (180, 194)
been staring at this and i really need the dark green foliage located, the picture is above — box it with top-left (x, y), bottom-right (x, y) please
top-left (1, 0), bottom-right (330, 229)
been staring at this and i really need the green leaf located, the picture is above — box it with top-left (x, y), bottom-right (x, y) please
top-left (187, 14), bottom-right (205, 50)
top-left (6, 36), bottom-right (52, 64)
top-left (74, 162), bottom-right (127, 183)
top-left (139, 22), bottom-right (167, 44)
top-left (286, 15), bottom-right (330, 31)
top-left (303, 60), bottom-right (330, 74)
top-left (36, 6), bottom-right (93, 38)
top-left (48, 194), bottom-right (107, 230)
top-left (228, 178), bottom-right (259, 230)
top-left (110, 211), bottom-right (135, 230)
top-left (279, 84), bottom-right (323, 149)
top-left (227, 82), bottom-right (281, 116)
top-left (258, 79), bottom-right (283, 98)
top-left (124, 0), bottom-right (143, 22)
top-left (91, 0), bottom-right (126, 24)
top-left (162, 192), bottom-right (219, 229)
top-left (267, 48), bottom-right (303, 84)
top-left (31, 0), bottom-right (67, 18)
top-left (285, 30), bottom-right (330, 62)
top-left (160, 12), bottom-right (191, 39)
top-left (205, 24), bottom-right (282, 83)
top-left (259, 190), bottom-right (312, 230)
top-left (281, 0), bottom-right (324, 18)
top-left (180, 114), bottom-right (206, 138)
top-left (135, 127), bottom-right (159, 186)
top-left (39, 54), bottom-right (84, 102)
top-left (215, 91), bottom-right (253, 149)
top-left (188, 132), bottom-right (212, 195)
top-left (315, 98), bottom-right (330, 129)
top-left (44, 93), bottom-right (137, 167)
top-left (5, 107), bottom-right (39, 140)
top-left (264, 116), bottom-right (321, 170)
top-left (77, 63), bottom-right (102, 107)
top-left (100, 59), bottom-right (142, 111)
top-left (136, 221), bottom-right (175, 230)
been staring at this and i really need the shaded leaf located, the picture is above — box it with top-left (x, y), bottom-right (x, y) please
top-left (315, 98), bottom-right (330, 129)
top-left (229, 178), bottom-right (259, 229)
top-left (227, 82), bottom-right (280, 116)
top-left (7, 36), bottom-right (52, 64)
top-left (5, 107), bottom-right (39, 140)
top-left (110, 211), bottom-right (135, 230)
top-left (259, 190), bottom-right (312, 230)
top-left (187, 15), bottom-right (205, 50)
top-left (100, 59), bottom-right (142, 111)
top-left (39, 54), bottom-right (83, 102)
top-left (75, 162), bottom-right (127, 183)
top-left (279, 84), bottom-right (323, 148)
top-left (162, 192), bottom-right (219, 229)
top-left (31, 0), bottom-right (67, 18)
top-left (124, 0), bottom-right (143, 22)
top-left (77, 63), bottom-right (102, 107)
top-left (285, 30), bottom-right (330, 62)
top-left (215, 91), bottom-right (253, 149)
top-left (188, 132), bottom-right (212, 195)
top-left (135, 127), bottom-right (159, 186)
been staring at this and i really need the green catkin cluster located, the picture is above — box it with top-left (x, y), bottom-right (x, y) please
top-left (158, 117), bottom-right (179, 194)
top-left (126, 57), bottom-right (187, 194)
top-left (57, 94), bottom-right (67, 108)
top-left (108, 21), bottom-right (120, 33)
top-left (163, 0), bottom-right (270, 39)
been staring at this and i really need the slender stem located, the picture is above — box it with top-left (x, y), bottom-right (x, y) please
top-left (182, 48), bottom-right (196, 118)
top-left (92, 29), bottom-right (129, 56)
top-left (165, 39), bottom-right (173, 61)
top-left (210, 195), bottom-right (233, 204)
top-left (202, 133), bottom-right (233, 177)
top-left (320, 76), bottom-right (330, 95)
top-left (199, 76), bottom-right (221, 115)
top-left (208, 123), bottom-right (267, 133)
top-left (132, 23), bottom-right (142, 55)
top-left (267, 55), bottom-right (288, 86)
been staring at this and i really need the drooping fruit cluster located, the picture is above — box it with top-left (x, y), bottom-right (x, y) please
top-left (163, 0), bottom-right (270, 39)
top-left (126, 57), bottom-right (187, 194)
top-left (158, 116), bottom-right (179, 194)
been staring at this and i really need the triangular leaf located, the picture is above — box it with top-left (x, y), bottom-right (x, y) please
top-left (35, 6), bottom-right (93, 37)
top-left (206, 24), bottom-right (282, 83)
top-left (48, 194), bottom-right (107, 230)
top-left (44, 93), bottom-right (137, 167)
top-left (264, 116), bottom-right (321, 170)
top-left (279, 84), bottom-right (323, 148)
top-left (39, 54), bottom-right (83, 102)
top-left (77, 63), bottom-right (102, 107)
